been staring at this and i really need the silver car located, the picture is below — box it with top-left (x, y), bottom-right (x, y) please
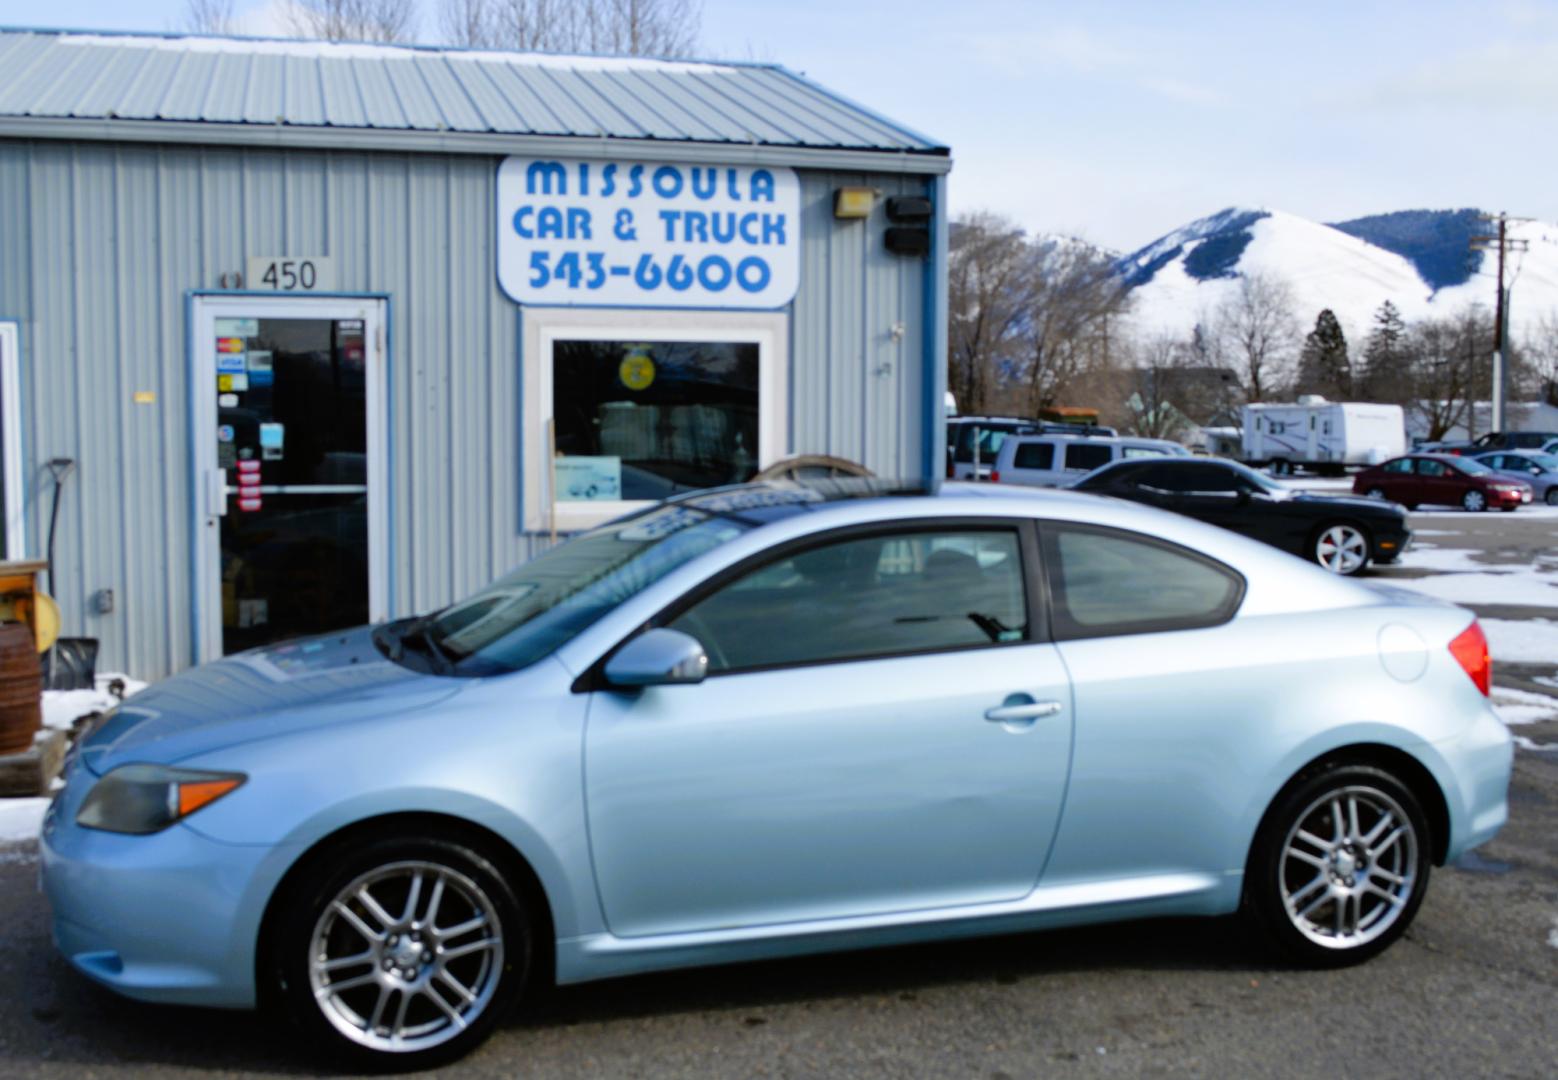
top-left (42, 480), bottom-right (1512, 1070)
top-left (1472, 449), bottom-right (1558, 505)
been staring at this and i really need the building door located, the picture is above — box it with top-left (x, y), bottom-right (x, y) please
top-left (191, 296), bottom-right (387, 662)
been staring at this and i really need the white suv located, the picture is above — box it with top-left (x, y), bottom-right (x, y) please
top-left (989, 434), bottom-right (1188, 487)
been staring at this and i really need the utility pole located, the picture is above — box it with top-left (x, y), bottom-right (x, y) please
top-left (1471, 213), bottom-right (1531, 432)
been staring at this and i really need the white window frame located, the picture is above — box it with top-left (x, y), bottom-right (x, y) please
top-left (189, 295), bottom-right (389, 663)
top-left (0, 321), bottom-right (22, 559)
top-left (523, 308), bottom-right (789, 533)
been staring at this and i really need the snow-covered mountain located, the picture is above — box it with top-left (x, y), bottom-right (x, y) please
top-left (1115, 207), bottom-right (1558, 342)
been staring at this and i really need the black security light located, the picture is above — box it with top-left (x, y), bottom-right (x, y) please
top-left (884, 195), bottom-right (933, 257)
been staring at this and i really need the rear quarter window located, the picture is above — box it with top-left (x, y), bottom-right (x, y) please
top-left (1014, 443), bottom-right (1055, 470)
top-left (1041, 524), bottom-right (1245, 639)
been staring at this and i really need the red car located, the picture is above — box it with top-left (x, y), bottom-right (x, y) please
top-left (1353, 453), bottom-right (1533, 512)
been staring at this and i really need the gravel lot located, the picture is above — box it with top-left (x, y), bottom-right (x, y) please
top-left (1, 510), bottom-right (1553, 1079)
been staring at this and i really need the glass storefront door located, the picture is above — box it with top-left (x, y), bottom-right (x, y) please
top-left (191, 297), bottom-right (386, 661)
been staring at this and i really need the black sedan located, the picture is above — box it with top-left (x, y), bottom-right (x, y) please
top-left (1071, 458), bottom-right (1411, 575)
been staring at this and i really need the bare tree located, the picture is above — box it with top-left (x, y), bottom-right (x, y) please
top-left (1017, 238), bottom-right (1131, 415)
top-left (185, 0), bottom-right (237, 33)
top-left (1518, 310), bottom-right (1558, 405)
top-left (1404, 307), bottom-right (1493, 442)
top-left (947, 213), bottom-right (1034, 415)
top-left (442, 0), bottom-right (701, 55)
top-left (1210, 271), bottom-right (1301, 404)
top-left (1124, 334), bottom-right (1193, 440)
top-left (288, 0), bottom-right (417, 43)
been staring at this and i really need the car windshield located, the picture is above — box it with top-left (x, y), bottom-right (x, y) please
top-left (1454, 458), bottom-right (1493, 476)
top-left (390, 504), bottom-right (749, 675)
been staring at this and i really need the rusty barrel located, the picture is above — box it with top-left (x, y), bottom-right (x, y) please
top-left (0, 622), bottom-right (42, 755)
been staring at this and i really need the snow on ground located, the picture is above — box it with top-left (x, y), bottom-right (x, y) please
top-left (0, 797), bottom-right (48, 844)
top-left (41, 673), bottom-right (145, 732)
top-left (1482, 619), bottom-right (1558, 664)
top-left (1491, 686), bottom-right (1558, 751)
top-left (1386, 542), bottom-right (1558, 607)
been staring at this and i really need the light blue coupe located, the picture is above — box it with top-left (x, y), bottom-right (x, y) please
top-left (42, 481), bottom-right (1512, 1069)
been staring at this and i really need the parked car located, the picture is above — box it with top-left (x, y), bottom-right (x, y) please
top-left (1418, 430), bottom-right (1558, 456)
top-left (947, 417), bottom-right (1116, 480)
top-left (1470, 450), bottom-right (1558, 506)
top-left (42, 480), bottom-right (1511, 1069)
top-left (1071, 457), bottom-right (1411, 575)
top-left (1353, 453), bottom-right (1533, 512)
top-left (991, 434), bottom-right (1188, 487)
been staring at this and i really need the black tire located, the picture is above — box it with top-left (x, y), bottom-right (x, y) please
top-left (270, 832), bottom-right (531, 1072)
top-left (1245, 763), bottom-right (1431, 968)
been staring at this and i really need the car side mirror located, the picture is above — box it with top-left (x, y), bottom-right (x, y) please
top-left (604, 628), bottom-right (708, 688)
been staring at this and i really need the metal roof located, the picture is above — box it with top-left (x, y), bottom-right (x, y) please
top-left (0, 28), bottom-right (949, 170)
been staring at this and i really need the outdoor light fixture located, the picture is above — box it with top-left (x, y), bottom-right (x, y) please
top-left (833, 187), bottom-right (877, 219)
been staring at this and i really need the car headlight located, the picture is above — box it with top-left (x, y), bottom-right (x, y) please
top-left (76, 764), bottom-right (246, 835)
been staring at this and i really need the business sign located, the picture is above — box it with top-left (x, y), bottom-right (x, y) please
top-left (497, 157), bottom-right (799, 309)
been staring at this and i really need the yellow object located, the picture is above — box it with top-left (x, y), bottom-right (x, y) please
top-left (133, 390), bottom-right (156, 404)
top-left (619, 350), bottom-right (656, 391)
top-left (29, 592), bottom-right (59, 653)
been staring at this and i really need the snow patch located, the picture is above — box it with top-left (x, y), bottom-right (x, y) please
top-left (0, 798), bottom-right (48, 844)
top-left (1482, 619), bottom-right (1558, 664)
top-left (1385, 566), bottom-right (1558, 608)
top-left (41, 674), bottom-right (145, 733)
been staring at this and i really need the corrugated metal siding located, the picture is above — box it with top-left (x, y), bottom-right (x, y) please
top-left (0, 140), bottom-right (930, 678)
top-left (0, 31), bottom-right (944, 154)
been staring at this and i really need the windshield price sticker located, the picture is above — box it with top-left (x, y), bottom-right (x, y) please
top-left (497, 157), bottom-right (799, 309)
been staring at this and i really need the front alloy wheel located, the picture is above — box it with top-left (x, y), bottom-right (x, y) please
top-left (1311, 523), bottom-right (1370, 575)
top-left (1462, 490), bottom-right (1487, 512)
top-left (1247, 764), bottom-right (1430, 966)
top-left (274, 835), bottom-right (529, 1070)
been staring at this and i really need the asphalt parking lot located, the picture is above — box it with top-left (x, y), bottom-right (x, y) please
top-left (1, 511), bottom-right (1554, 1080)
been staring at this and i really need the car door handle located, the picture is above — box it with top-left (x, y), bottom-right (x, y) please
top-left (984, 700), bottom-right (1063, 723)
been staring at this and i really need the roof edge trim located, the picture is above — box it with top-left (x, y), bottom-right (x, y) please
top-left (0, 115), bottom-right (953, 173)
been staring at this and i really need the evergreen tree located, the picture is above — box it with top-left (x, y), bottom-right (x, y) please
top-left (1296, 308), bottom-right (1351, 398)
top-left (1360, 300), bottom-right (1407, 400)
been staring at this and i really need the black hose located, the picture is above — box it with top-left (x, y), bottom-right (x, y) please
top-left (45, 458), bottom-right (75, 598)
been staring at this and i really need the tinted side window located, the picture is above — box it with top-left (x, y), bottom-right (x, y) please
top-left (1416, 459), bottom-right (1446, 477)
top-left (668, 528), bottom-right (1030, 673)
top-left (1042, 525), bottom-right (1244, 639)
top-left (1014, 442), bottom-right (1055, 470)
top-left (1065, 443), bottom-right (1113, 471)
top-left (1383, 458), bottom-right (1413, 474)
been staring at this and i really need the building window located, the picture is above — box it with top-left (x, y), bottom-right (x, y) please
top-left (523, 309), bottom-right (788, 532)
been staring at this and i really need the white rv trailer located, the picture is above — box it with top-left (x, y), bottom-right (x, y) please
top-left (1241, 397), bottom-right (1406, 474)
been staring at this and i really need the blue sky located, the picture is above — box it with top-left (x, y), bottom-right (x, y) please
top-left (5, 0), bottom-right (1558, 250)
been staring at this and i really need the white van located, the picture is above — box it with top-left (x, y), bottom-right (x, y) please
top-left (990, 434), bottom-right (1188, 487)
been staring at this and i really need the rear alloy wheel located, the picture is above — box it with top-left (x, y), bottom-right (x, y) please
top-left (274, 835), bottom-right (529, 1071)
top-left (1461, 490), bottom-right (1487, 512)
top-left (1247, 764), bottom-right (1430, 966)
top-left (1310, 523), bottom-right (1370, 575)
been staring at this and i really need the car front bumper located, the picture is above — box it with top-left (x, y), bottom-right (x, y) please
top-left (38, 765), bottom-right (291, 1008)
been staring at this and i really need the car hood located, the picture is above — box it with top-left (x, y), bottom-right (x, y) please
top-left (77, 626), bottom-right (466, 775)
top-left (1291, 491), bottom-right (1404, 515)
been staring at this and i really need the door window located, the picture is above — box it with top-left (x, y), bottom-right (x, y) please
top-left (1042, 524), bottom-right (1244, 639)
top-left (1383, 458), bottom-right (1413, 474)
top-left (1415, 459), bottom-right (1447, 477)
top-left (208, 312), bottom-right (377, 655)
top-left (1013, 442), bottom-right (1055, 470)
top-left (667, 528), bottom-right (1030, 673)
top-left (1064, 443), bottom-right (1113, 471)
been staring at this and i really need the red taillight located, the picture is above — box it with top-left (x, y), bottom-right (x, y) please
top-left (946, 464), bottom-right (955, 479)
top-left (990, 471), bottom-right (1001, 483)
top-left (1448, 621), bottom-right (1491, 696)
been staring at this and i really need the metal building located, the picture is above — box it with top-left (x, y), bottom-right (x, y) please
top-left (0, 28), bottom-right (951, 679)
